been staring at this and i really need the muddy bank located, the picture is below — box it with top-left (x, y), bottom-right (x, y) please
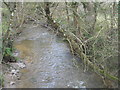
top-left (4, 24), bottom-right (105, 88)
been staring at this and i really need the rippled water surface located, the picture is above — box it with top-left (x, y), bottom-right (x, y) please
top-left (13, 24), bottom-right (105, 88)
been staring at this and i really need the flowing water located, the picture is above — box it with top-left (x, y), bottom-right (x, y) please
top-left (13, 24), bottom-right (105, 88)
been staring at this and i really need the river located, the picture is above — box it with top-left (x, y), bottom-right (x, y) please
top-left (12, 24), bottom-right (105, 88)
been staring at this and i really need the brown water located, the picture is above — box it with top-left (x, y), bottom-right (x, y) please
top-left (13, 24), bottom-right (105, 88)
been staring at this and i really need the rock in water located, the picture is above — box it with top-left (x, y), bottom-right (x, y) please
top-left (10, 81), bottom-right (15, 85)
top-left (17, 62), bottom-right (26, 69)
top-left (11, 69), bottom-right (19, 75)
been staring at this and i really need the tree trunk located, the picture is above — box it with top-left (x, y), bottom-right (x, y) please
top-left (65, 2), bottom-right (69, 24)
top-left (71, 2), bottom-right (78, 29)
top-left (44, 2), bottom-right (52, 24)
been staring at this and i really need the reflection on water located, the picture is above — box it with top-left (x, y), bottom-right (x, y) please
top-left (13, 24), bottom-right (105, 88)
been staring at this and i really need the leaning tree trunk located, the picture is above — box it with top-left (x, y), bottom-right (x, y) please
top-left (44, 2), bottom-right (59, 29)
